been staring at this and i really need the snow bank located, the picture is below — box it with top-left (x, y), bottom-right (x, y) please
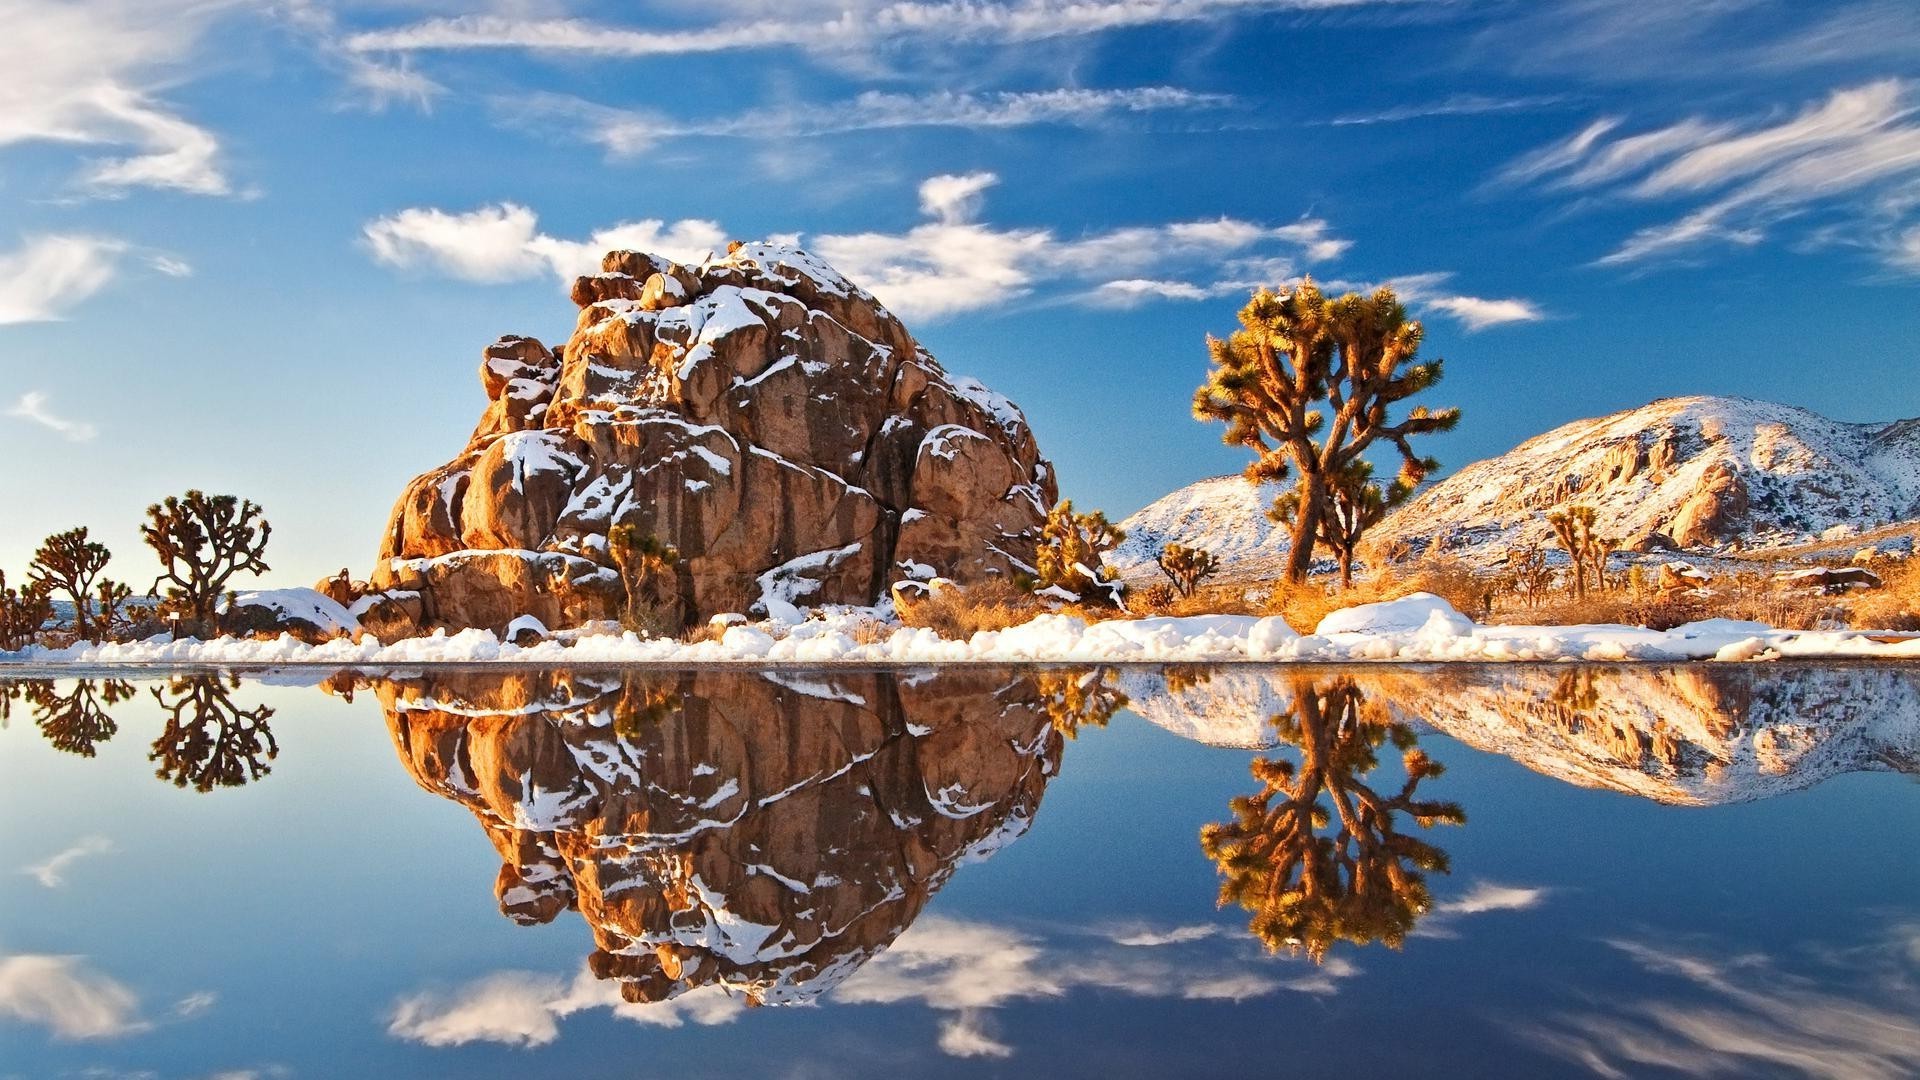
top-left (8, 594), bottom-right (1920, 667)
top-left (219, 588), bottom-right (360, 635)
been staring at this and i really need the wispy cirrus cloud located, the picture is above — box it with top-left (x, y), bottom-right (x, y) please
top-left (1528, 933), bottom-right (1920, 1079)
top-left (1497, 79), bottom-right (1920, 270)
top-left (21, 834), bottom-right (113, 886)
top-left (0, 0), bottom-right (242, 196)
top-left (346, 0), bottom-right (1422, 58)
top-left (9, 392), bottom-right (99, 442)
top-left (515, 86), bottom-right (1235, 157)
top-left (1330, 92), bottom-right (1573, 126)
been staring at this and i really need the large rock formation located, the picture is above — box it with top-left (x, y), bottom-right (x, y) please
top-left (367, 243), bottom-right (1055, 633)
top-left (363, 668), bottom-right (1061, 1008)
top-left (1116, 396), bottom-right (1920, 578)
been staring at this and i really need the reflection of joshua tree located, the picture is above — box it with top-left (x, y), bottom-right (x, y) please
top-left (148, 675), bottom-right (278, 791)
top-left (611, 679), bottom-right (684, 739)
top-left (1036, 667), bottom-right (1128, 739)
top-left (1201, 675), bottom-right (1464, 962)
top-left (27, 678), bottom-right (134, 757)
top-left (1549, 669), bottom-right (1687, 770)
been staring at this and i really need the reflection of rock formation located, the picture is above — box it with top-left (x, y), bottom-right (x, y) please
top-left (366, 669), bottom-right (1061, 1008)
top-left (1201, 674), bottom-right (1463, 961)
top-left (1127, 665), bottom-right (1920, 805)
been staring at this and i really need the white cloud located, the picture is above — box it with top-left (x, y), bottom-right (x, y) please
top-left (1105, 923), bottom-right (1220, 947)
top-left (938, 1010), bottom-right (1014, 1058)
top-left (1529, 935), bottom-right (1920, 1079)
top-left (0, 0), bottom-right (238, 196)
top-left (9, 392), bottom-right (100, 442)
top-left (1421, 295), bottom-right (1547, 331)
top-left (347, 0), bottom-right (1414, 58)
top-left (529, 86), bottom-right (1233, 158)
top-left (173, 990), bottom-right (217, 1018)
top-left (21, 834), bottom-right (113, 887)
top-left (362, 204), bottom-right (727, 283)
top-left (0, 235), bottom-right (128, 324)
top-left (1432, 882), bottom-right (1548, 916)
top-left (810, 172), bottom-right (1348, 320)
top-left (387, 968), bottom-right (741, 1048)
top-left (276, 0), bottom-right (446, 113)
top-left (1331, 93), bottom-right (1572, 126)
top-left (0, 954), bottom-right (149, 1040)
top-left (1499, 80), bottom-right (1920, 270)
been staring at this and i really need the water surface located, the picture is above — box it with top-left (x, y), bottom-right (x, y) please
top-left (3, 663), bottom-right (1917, 1078)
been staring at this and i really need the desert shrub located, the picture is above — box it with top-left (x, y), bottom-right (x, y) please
top-left (897, 577), bottom-right (1043, 641)
top-left (1035, 501), bottom-right (1126, 606)
top-left (1848, 558), bottom-right (1920, 631)
top-left (1138, 581), bottom-right (1179, 612)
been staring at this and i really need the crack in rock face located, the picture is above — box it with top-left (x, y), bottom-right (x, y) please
top-left (363, 668), bottom-right (1062, 1008)
top-left (365, 243), bottom-right (1057, 634)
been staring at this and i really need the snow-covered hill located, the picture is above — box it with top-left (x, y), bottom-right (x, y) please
top-left (1115, 396), bottom-right (1920, 576)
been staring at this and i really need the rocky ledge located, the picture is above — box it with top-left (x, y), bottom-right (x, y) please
top-left (351, 243), bottom-right (1055, 636)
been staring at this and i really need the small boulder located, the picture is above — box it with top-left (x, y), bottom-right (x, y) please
top-left (219, 588), bottom-right (359, 644)
top-left (1659, 561), bottom-right (1710, 592)
top-left (1775, 566), bottom-right (1883, 592)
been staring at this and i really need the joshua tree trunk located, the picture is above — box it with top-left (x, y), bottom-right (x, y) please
top-left (1285, 474), bottom-right (1325, 584)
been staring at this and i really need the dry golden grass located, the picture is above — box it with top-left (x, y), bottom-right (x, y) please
top-left (1264, 556), bottom-right (1497, 634)
top-left (1847, 558), bottom-right (1920, 631)
top-left (896, 577), bottom-right (1046, 640)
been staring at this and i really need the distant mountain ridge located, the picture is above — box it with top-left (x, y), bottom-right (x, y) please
top-left (1114, 395), bottom-right (1920, 577)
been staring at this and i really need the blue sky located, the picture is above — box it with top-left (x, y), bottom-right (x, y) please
top-left (2, 0), bottom-right (1918, 587)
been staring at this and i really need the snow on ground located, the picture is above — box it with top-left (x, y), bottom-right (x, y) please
top-left (8, 594), bottom-right (1920, 667)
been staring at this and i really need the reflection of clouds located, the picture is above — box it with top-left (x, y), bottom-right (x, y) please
top-left (1415, 881), bottom-right (1551, 939)
top-left (388, 915), bottom-right (1334, 1056)
top-left (834, 916), bottom-right (1333, 1054)
top-left (388, 969), bottom-right (742, 1047)
top-left (1529, 934), bottom-right (1920, 1079)
top-left (1104, 924), bottom-right (1218, 947)
top-left (173, 990), bottom-right (217, 1018)
top-left (22, 834), bottom-right (113, 888)
top-left (0, 954), bottom-right (148, 1039)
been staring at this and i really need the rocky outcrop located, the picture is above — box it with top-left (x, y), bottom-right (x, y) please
top-left (361, 668), bottom-right (1061, 1008)
top-left (366, 244), bottom-right (1055, 633)
top-left (216, 588), bottom-right (358, 644)
top-left (1121, 396), bottom-right (1920, 578)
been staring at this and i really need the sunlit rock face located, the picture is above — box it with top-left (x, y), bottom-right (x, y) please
top-left (367, 669), bottom-right (1061, 1007)
top-left (1121, 665), bottom-right (1920, 805)
top-left (367, 244), bottom-right (1056, 633)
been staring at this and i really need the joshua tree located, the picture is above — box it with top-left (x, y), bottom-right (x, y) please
top-left (28, 528), bottom-right (112, 640)
top-left (1299, 460), bottom-right (1410, 589)
top-left (141, 491), bottom-right (271, 638)
top-left (1200, 674), bottom-right (1464, 962)
top-left (1547, 505), bottom-right (1613, 599)
top-left (1194, 282), bottom-right (1458, 584)
top-left (1035, 500), bottom-right (1126, 606)
top-left (607, 524), bottom-right (681, 631)
top-left (1156, 543), bottom-right (1221, 598)
top-left (27, 678), bottom-right (133, 757)
top-left (0, 572), bottom-right (55, 651)
top-left (148, 674), bottom-right (279, 792)
top-left (1506, 546), bottom-right (1553, 608)
top-left (1036, 667), bottom-right (1128, 739)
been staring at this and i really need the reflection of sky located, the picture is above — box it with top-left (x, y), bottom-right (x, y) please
top-left (0, 673), bottom-right (1916, 1078)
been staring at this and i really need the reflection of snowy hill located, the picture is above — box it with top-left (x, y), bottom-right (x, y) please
top-left (1119, 665), bottom-right (1920, 805)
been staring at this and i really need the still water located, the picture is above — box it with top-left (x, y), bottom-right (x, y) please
top-left (2, 663), bottom-right (1917, 1078)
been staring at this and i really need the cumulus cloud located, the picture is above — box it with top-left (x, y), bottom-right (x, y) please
top-left (346, 0), bottom-right (1411, 58)
top-left (0, 234), bottom-right (128, 324)
top-left (524, 86), bottom-right (1234, 157)
top-left (9, 392), bottom-right (100, 442)
top-left (1497, 79), bottom-right (1920, 270)
top-left (362, 204), bottom-right (727, 283)
top-left (810, 172), bottom-right (1349, 320)
top-left (21, 834), bottom-right (113, 887)
top-left (0, 0), bottom-right (239, 195)
top-left (0, 954), bottom-right (148, 1040)
top-left (387, 969), bottom-right (741, 1048)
